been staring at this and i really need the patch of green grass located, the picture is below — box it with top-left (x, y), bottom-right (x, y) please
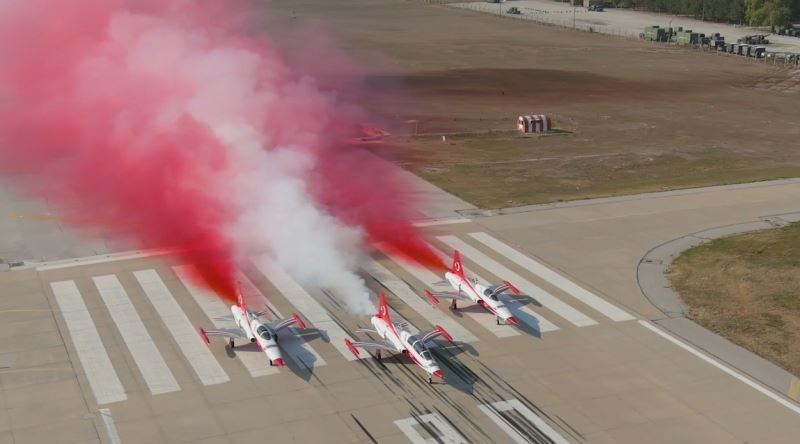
top-left (669, 223), bottom-right (800, 377)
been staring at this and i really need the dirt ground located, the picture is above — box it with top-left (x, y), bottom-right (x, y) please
top-left (669, 224), bottom-right (800, 377)
top-left (270, 0), bottom-right (800, 209)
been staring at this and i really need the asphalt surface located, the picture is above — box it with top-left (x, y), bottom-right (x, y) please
top-left (3, 179), bottom-right (800, 443)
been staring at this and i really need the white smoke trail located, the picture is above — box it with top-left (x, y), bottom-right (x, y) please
top-left (114, 13), bottom-right (375, 313)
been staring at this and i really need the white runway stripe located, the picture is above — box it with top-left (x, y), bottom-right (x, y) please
top-left (377, 247), bottom-right (521, 338)
top-left (235, 270), bottom-right (327, 370)
top-left (93, 275), bottom-right (180, 395)
top-left (478, 399), bottom-right (570, 444)
top-left (470, 232), bottom-right (634, 322)
top-left (438, 235), bottom-right (598, 327)
top-left (250, 255), bottom-right (362, 361)
top-left (133, 270), bottom-right (230, 386)
top-left (172, 266), bottom-right (277, 377)
top-left (362, 258), bottom-right (478, 343)
top-left (51, 280), bottom-right (127, 405)
top-left (427, 244), bottom-right (560, 336)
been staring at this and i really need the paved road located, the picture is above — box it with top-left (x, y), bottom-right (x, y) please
top-left (3, 179), bottom-right (800, 443)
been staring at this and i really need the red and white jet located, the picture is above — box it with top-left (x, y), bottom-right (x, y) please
top-left (198, 290), bottom-right (307, 367)
top-left (425, 250), bottom-right (521, 326)
top-left (344, 293), bottom-right (454, 384)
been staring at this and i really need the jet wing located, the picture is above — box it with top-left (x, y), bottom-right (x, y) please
top-left (420, 326), bottom-right (455, 345)
top-left (344, 339), bottom-right (399, 357)
top-left (198, 327), bottom-right (246, 344)
top-left (424, 289), bottom-right (470, 305)
top-left (272, 313), bottom-right (307, 332)
top-left (487, 280), bottom-right (521, 298)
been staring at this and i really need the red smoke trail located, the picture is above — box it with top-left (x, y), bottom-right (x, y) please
top-left (0, 0), bottom-right (446, 305)
top-left (0, 1), bottom-right (242, 300)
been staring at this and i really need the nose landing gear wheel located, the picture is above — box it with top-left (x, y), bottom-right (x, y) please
top-left (495, 317), bottom-right (500, 325)
top-left (375, 350), bottom-right (382, 361)
top-left (449, 300), bottom-right (457, 310)
top-left (428, 377), bottom-right (433, 384)
top-left (269, 360), bottom-right (274, 366)
top-left (229, 338), bottom-right (235, 348)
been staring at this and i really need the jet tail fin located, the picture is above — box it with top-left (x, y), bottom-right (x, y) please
top-left (376, 292), bottom-right (392, 324)
top-left (451, 250), bottom-right (466, 278)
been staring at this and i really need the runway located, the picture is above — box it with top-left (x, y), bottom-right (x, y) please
top-left (3, 179), bottom-right (800, 443)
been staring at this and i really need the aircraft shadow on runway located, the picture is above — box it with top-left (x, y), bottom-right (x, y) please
top-left (224, 328), bottom-right (326, 382)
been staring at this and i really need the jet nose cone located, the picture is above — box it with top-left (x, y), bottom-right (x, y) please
top-left (432, 370), bottom-right (444, 380)
top-left (506, 316), bottom-right (519, 326)
top-left (273, 358), bottom-right (285, 367)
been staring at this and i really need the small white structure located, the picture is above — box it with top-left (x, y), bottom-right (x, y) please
top-left (517, 115), bottom-right (552, 134)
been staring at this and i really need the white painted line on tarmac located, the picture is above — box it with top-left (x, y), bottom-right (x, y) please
top-left (99, 408), bottom-right (122, 444)
top-left (639, 320), bottom-right (800, 416)
top-left (378, 246), bottom-right (522, 338)
top-left (93, 275), bottom-right (180, 395)
top-left (172, 265), bottom-right (277, 377)
top-left (250, 255), bottom-right (362, 361)
top-left (36, 248), bottom-right (181, 271)
top-left (235, 270), bottom-right (327, 370)
top-left (133, 270), bottom-right (229, 386)
top-left (438, 235), bottom-right (597, 327)
top-left (363, 258), bottom-right (478, 343)
top-left (395, 413), bottom-right (468, 444)
top-left (413, 218), bottom-right (472, 227)
top-left (478, 399), bottom-right (570, 444)
top-left (469, 232), bottom-right (634, 322)
top-left (51, 280), bottom-right (127, 405)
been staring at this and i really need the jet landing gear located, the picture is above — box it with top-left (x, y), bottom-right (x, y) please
top-left (428, 376), bottom-right (433, 384)
top-left (495, 316), bottom-right (500, 325)
top-left (375, 350), bottom-right (382, 361)
top-left (449, 299), bottom-right (457, 310)
top-left (229, 338), bottom-right (235, 348)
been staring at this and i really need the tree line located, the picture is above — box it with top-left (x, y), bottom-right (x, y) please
top-left (604, 0), bottom-right (800, 26)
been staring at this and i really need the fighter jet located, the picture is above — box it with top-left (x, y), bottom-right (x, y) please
top-left (425, 250), bottom-right (521, 326)
top-left (344, 293), bottom-right (454, 384)
top-left (198, 289), bottom-right (307, 367)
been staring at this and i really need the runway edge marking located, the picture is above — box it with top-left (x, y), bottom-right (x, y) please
top-left (50, 280), bottom-right (127, 405)
top-left (639, 320), bottom-right (800, 415)
top-left (469, 232), bottom-right (634, 321)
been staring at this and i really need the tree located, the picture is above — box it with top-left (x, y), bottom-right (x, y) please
top-left (745, 0), bottom-right (792, 26)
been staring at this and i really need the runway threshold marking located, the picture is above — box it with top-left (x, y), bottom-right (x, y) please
top-left (51, 280), bottom-right (127, 405)
top-left (440, 235), bottom-right (594, 327)
top-left (394, 413), bottom-right (468, 444)
top-left (478, 399), bottom-right (570, 444)
top-left (250, 255), bottom-right (362, 361)
top-left (469, 232), bottom-right (634, 321)
top-left (639, 320), bottom-right (800, 416)
top-left (362, 258), bottom-right (478, 343)
top-left (235, 270), bottom-right (327, 370)
top-left (172, 265), bottom-right (278, 378)
top-left (93, 275), bottom-right (180, 395)
top-left (133, 270), bottom-right (230, 386)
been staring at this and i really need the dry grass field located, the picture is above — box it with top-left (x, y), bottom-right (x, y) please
top-left (270, 0), bottom-right (800, 209)
top-left (669, 224), bottom-right (800, 377)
